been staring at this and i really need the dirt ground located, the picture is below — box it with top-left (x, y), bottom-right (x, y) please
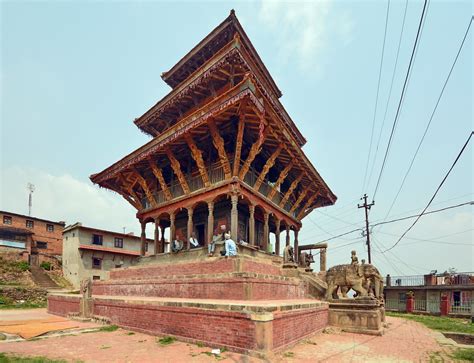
top-left (0, 309), bottom-right (452, 362)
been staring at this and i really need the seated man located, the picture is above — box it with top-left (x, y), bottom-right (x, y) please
top-left (171, 234), bottom-right (184, 253)
top-left (224, 233), bottom-right (237, 257)
top-left (208, 228), bottom-right (222, 256)
top-left (189, 232), bottom-right (199, 249)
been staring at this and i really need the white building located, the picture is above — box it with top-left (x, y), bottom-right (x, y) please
top-left (62, 222), bottom-right (154, 288)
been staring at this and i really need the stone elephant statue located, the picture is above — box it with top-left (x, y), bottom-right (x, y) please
top-left (325, 263), bottom-right (382, 300)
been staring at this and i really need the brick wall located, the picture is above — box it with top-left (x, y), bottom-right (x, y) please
top-left (93, 300), bottom-right (257, 351)
top-left (47, 295), bottom-right (80, 317)
top-left (241, 259), bottom-right (281, 276)
top-left (272, 306), bottom-right (328, 349)
top-left (92, 277), bottom-right (305, 300)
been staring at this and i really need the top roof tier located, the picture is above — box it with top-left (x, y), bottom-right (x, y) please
top-left (161, 10), bottom-right (282, 98)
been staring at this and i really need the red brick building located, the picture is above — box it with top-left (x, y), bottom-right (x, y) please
top-left (0, 210), bottom-right (65, 264)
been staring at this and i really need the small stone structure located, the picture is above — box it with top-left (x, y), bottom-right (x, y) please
top-left (79, 278), bottom-right (93, 320)
top-left (326, 251), bottom-right (385, 335)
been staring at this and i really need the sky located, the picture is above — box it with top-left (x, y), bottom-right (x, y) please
top-left (1, 0), bottom-right (472, 276)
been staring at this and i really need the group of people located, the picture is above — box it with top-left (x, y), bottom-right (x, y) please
top-left (171, 225), bottom-right (237, 257)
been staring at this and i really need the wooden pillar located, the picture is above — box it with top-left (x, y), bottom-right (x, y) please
top-left (140, 221), bottom-right (146, 256)
top-left (230, 194), bottom-right (238, 241)
top-left (275, 219), bottom-right (281, 256)
top-left (187, 207), bottom-right (193, 250)
top-left (285, 225), bottom-right (290, 246)
top-left (320, 248), bottom-right (327, 271)
top-left (294, 229), bottom-right (299, 264)
top-left (160, 225), bottom-right (165, 253)
top-left (154, 218), bottom-right (160, 255)
top-left (170, 212), bottom-right (176, 243)
top-left (249, 204), bottom-right (255, 246)
top-left (263, 212), bottom-right (269, 252)
top-left (207, 201), bottom-right (214, 247)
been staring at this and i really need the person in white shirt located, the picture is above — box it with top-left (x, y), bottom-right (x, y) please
top-left (189, 232), bottom-right (199, 249)
top-left (224, 233), bottom-right (237, 257)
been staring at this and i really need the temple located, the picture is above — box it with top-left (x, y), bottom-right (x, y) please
top-left (90, 10), bottom-right (336, 257)
top-left (46, 12), bottom-right (384, 358)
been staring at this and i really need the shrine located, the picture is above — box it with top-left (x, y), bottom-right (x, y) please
top-left (47, 11), bottom-right (368, 357)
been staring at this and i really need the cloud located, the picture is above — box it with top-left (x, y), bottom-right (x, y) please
top-left (0, 166), bottom-right (149, 236)
top-left (258, 0), bottom-right (353, 74)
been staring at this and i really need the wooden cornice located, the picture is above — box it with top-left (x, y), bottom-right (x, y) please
top-left (148, 160), bottom-right (172, 201)
top-left (207, 119), bottom-right (232, 179)
top-left (268, 161), bottom-right (293, 200)
top-left (279, 173), bottom-right (304, 208)
top-left (254, 144), bottom-right (283, 191)
top-left (185, 134), bottom-right (210, 187)
top-left (296, 194), bottom-right (318, 220)
top-left (166, 148), bottom-right (190, 195)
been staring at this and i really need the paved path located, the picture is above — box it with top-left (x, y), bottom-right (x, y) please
top-left (0, 310), bottom-right (445, 362)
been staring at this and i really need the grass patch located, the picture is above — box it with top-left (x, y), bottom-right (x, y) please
top-left (283, 352), bottom-right (295, 358)
top-left (99, 345), bottom-right (111, 350)
top-left (125, 331), bottom-right (135, 336)
top-left (0, 353), bottom-right (67, 362)
top-left (386, 312), bottom-right (474, 334)
top-left (451, 348), bottom-right (474, 361)
top-left (157, 336), bottom-right (176, 346)
top-left (196, 341), bottom-right (204, 348)
top-left (0, 301), bottom-right (47, 310)
top-left (98, 325), bottom-right (119, 332)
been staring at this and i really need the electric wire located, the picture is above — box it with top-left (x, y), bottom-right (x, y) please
top-left (372, 0), bottom-right (428, 200)
top-left (381, 132), bottom-right (473, 252)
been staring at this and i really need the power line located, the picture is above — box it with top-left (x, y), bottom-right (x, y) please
top-left (382, 132), bottom-right (473, 252)
top-left (367, 0), bottom-right (409, 190)
top-left (362, 0), bottom-right (391, 193)
top-left (372, 201), bottom-right (473, 228)
top-left (372, 0), bottom-right (428, 200)
top-left (382, 16), bottom-right (474, 219)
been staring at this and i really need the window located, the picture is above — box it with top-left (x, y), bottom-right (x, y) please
top-left (46, 224), bottom-right (54, 232)
top-left (92, 257), bottom-right (102, 269)
top-left (3, 216), bottom-right (12, 225)
top-left (36, 241), bottom-right (48, 249)
top-left (114, 237), bottom-right (123, 248)
top-left (92, 234), bottom-right (103, 245)
top-left (26, 220), bottom-right (34, 228)
top-left (92, 275), bottom-right (101, 280)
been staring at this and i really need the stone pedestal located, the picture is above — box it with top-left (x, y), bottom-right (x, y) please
top-left (328, 297), bottom-right (384, 336)
top-left (80, 297), bottom-right (93, 319)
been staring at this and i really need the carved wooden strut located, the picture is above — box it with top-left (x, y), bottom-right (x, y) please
top-left (148, 160), bottom-right (172, 201)
top-left (185, 134), bottom-right (210, 187)
top-left (208, 119), bottom-right (232, 179)
top-left (166, 148), bottom-right (190, 195)
top-left (254, 145), bottom-right (283, 191)
top-left (279, 173), bottom-right (303, 208)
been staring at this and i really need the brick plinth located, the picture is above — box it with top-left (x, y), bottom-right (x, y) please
top-left (92, 274), bottom-right (306, 300)
top-left (47, 294), bottom-right (81, 317)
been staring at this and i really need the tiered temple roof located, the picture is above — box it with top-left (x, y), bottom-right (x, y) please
top-left (90, 10), bottom-right (336, 255)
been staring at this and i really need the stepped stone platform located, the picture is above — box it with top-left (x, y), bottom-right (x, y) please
top-left (48, 251), bottom-right (329, 356)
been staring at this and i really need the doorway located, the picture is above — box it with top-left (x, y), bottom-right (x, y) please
top-left (195, 224), bottom-right (205, 246)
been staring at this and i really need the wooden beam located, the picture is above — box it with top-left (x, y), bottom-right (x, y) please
top-left (166, 148), bottom-right (190, 195)
top-left (254, 145), bottom-right (283, 191)
top-left (279, 173), bottom-right (304, 209)
top-left (268, 162), bottom-right (293, 200)
top-left (239, 121), bottom-right (268, 180)
top-left (289, 188), bottom-right (310, 214)
top-left (233, 101), bottom-right (247, 176)
top-left (185, 134), bottom-right (210, 187)
top-left (132, 168), bottom-right (157, 208)
top-left (296, 194), bottom-right (318, 220)
top-left (207, 119), bottom-right (232, 179)
top-left (148, 160), bottom-right (172, 201)
top-left (108, 180), bottom-right (142, 210)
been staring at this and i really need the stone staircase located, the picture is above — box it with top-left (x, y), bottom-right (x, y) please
top-left (30, 265), bottom-right (61, 290)
top-left (301, 272), bottom-right (328, 298)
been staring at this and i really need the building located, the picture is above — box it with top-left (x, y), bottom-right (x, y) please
top-left (384, 271), bottom-right (473, 316)
top-left (0, 210), bottom-right (65, 265)
top-left (62, 223), bottom-right (155, 288)
top-left (90, 10), bottom-right (336, 258)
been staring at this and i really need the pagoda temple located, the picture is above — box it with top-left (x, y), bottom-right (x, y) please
top-left (48, 12), bottom-right (390, 356)
top-left (90, 10), bottom-right (336, 258)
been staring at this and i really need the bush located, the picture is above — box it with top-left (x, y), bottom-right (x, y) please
top-left (40, 262), bottom-right (51, 271)
top-left (16, 261), bottom-right (30, 272)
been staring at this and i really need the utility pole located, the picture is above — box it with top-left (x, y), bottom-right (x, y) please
top-left (358, 194), bottom-right (375, 264)
top-left (27, 183), bottom-right (35, 216)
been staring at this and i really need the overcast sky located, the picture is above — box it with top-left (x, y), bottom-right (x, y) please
top-left (1, 1), bottom-right (472, 276)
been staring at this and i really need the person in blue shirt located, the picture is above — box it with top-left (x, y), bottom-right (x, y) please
top-left (224, 233), bottom-right (237, 257)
